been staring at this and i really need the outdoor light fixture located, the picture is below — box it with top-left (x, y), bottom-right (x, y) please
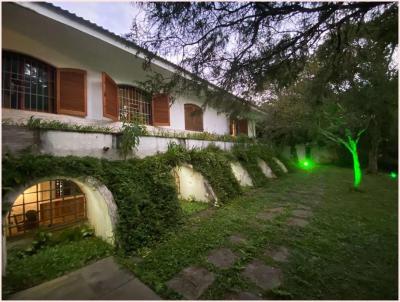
top-left (298, 159), bottom-right (315, 170)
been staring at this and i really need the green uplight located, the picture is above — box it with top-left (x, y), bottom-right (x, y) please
top-left (390, 172), bottom-right (397, 179)
top-left (299, 159), bottom-right (315, 170)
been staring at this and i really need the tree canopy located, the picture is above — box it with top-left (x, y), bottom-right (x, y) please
top-left (131, 1), bottom-right (396, 100)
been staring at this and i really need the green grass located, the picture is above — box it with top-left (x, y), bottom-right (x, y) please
top-left (118, 166), bottom-right (398, 299)
top-left (180, 199), bottom-right (210, 216)
top-left (3, 237), bottom-right (113, 298)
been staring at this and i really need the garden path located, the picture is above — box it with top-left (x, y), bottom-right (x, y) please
top-left (166, 201), bottom-right (316, 299)
top-left (8, 256), bottom-right (160, 300)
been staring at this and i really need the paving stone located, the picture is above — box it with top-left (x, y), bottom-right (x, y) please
top-left (242, 259), bottom-right (283, 291)
top-left (264, 246), bottom-right (290, 262)
top-left (292, 209), bottom-right (313, 218)
top-left (256, 211), bottom-right (278, 221)
top-left (229, 234), bottom-right (247, 245)
top-left (9, 257), bottom-right (160, 300)
top-left (224, 291), bottom-right (263, 300)
top-left (287, 217), bottom-right (309, 227)
top-left (166, 266), bottom-right (215, 299)
top-left (296, 205), bottom-right (311, 211)
top-left (266, 207), bottom-right (286, 213)
top-left (207, 248), bottom-right (238, 269)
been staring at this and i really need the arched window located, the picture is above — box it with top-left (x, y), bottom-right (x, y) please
top-left (5, 179), bottom-right (86, 238)
top-left (184, 103), bottom-right (203, 131)
top-left (2, 51), bottom-right (56, 113)
top-left (118, 85), bottom-right (151, 124)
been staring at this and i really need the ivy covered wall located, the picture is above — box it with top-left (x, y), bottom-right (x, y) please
top-left (2, 143), bottom-right (287, 254)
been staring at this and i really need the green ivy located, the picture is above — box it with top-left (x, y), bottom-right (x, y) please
top-left (2, 142), bottom-right (291, 254)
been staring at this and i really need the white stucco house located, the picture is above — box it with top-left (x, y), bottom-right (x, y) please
top-left (2, 2), bottom-right (269, 250)
top-left (2, 2), bottom-right (263, 141)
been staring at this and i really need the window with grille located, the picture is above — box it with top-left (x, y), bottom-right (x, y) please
top-left (2, 51), bottom-right (56, 113)
top-left (5, 180), bottom-right (86, 238)
top-left (118, 85), bottom-right (151, 125)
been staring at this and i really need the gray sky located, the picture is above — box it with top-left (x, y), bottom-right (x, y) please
top-left (50, 2), bottom-right (138, 37)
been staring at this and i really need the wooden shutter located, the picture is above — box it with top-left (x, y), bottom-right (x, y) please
top-left (102, 72), bottom-right (119, 121)
top-left (237, 119), bottom-right (248, 136)
top-left (57, 69), bottom-right (87, 117)
top-left (184, 104), bottom-right (203, 131)
top-left (152, 94), bottom-right (170, 126)
top-left (229, 118), bottom-right (237, 136)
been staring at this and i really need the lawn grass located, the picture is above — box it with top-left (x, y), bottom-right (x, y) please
top-left (119, 166), bottom-right (398, 299)
top-left (179, 199), bottom-right (210, 216)
top-left (3, 237), bottom-right (113, 298)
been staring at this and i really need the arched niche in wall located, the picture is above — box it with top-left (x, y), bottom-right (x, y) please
top-left (230, 162), bottom-right (253, 187)
top-left (171, 164), bottom-right (217, 202)
top-left (273, 157), bottom-right (288, 173)
top-left (257, 159), bottom-right (277, 179)
top-left (2, 176), bottom-right (117, 273)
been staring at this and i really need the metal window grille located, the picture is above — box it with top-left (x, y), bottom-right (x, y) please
top-left (5, 180), bottom-right (86, 238)
top-left (118, 86), bottom-right (151, 124)
top-left (2, 51), bottom-right (56, 113)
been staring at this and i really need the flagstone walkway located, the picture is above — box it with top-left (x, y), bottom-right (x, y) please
top-left (8, 257), bottom-right (160, 300)
top-left (165, 194), bottom-right (317, 299)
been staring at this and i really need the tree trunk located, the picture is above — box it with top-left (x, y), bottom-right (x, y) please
top-left (367, 120), bottom-right (380, 174)
top-left (351, 148), bottom-right (362, 188)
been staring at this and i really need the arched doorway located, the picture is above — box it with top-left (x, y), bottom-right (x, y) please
top-left (2, 177), bottom-right (117, 273)
top-left (3, 177), bottom-right (117, 244)
top-left (5, 179), bottom-right (86, 238)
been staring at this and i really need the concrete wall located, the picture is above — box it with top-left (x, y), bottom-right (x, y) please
top-left (3, 3), bottom-right (257, 137)
top-left (282, 144), bottom-right (337, 164)
top-left (2, 125), bottom-right (236, 160)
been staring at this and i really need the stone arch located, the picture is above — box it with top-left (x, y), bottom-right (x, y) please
top-left (230, 162), bottom-right (253, 187)
top-left (273, 157), bottom-right (288, 173)
top-left (2, 176), bottom-right (117, 273)
top-left (257, 159), bottom-right (277, 179)
top-left (172, 164), bottom-right (217, 202)
top-left (2, 176), bottom-right (117, 243)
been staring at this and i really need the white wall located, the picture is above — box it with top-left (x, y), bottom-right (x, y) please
top-left (172, 164), bottom-right (217, 202)
top-left (230, 162), bottom-right (253, 186)
top-left (3, 4), bottom-right (257, 137)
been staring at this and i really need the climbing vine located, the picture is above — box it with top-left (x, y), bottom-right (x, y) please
top-left (3, 140), bottom-right (291, 254)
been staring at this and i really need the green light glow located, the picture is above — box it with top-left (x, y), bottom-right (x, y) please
top-left (390, 172), bottom-right (397, 179)
top-left (349, 139), bottom-right (362, 188)
top-left (298, 159), bottom-right (315, 170)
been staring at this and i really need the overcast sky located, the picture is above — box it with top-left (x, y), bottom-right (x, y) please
top-left (50, 2), bottom-right (139, 37)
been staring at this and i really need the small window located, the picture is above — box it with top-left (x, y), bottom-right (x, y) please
top-left (2, 51), bottom-right (56, 113)
top-left (118, 85), bottom-right (151, 124)
top-left (6, 179), bottom-right (86, 238)
top-left (184, 103), bottom-right (203, 132)
top-left (230, 118), bottom-right (248, 136)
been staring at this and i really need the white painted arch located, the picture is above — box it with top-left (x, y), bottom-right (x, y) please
top-left (273, 157), bottom-right (288, 173)
top-left (257, 159), bottom-right (277, 179)
top-left (172, 164), bottom-right (217, 203)
top-left (230, 162), bottom-right (253, 187)
top-left (2, 176), bottom-right (117, 273)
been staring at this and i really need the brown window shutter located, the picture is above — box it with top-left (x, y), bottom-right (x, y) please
top-left (57, 69), bottom-right (87, 117)
top-left (237, 119), bottom-right (248, 135)
top-left (229, 118), bottom-right (237, 136)
top-left (102, 72), bottom-right (119, 121)
top-left (184, 104), bottom-right (203, 131)
top-left (152, 94), bottom-right (170, 126)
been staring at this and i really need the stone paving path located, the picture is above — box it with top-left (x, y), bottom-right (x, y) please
top-left (9, 257), bottom-right (160, 300)
top-left (166, 200), bottom-right (318, 299)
